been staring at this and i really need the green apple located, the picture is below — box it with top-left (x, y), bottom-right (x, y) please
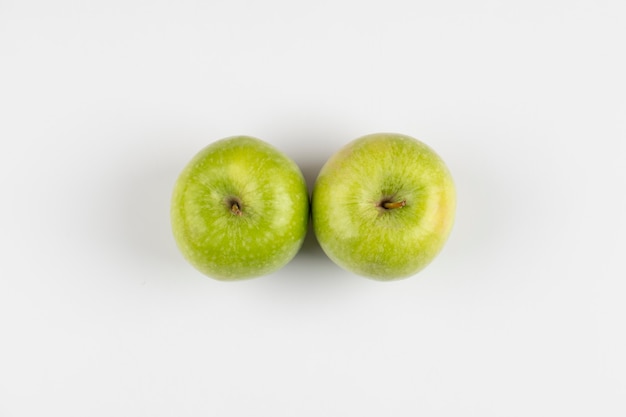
top-left (312, 133), bottom-right (456, 281)
top-left (171, 136), bottom-right (309, 280)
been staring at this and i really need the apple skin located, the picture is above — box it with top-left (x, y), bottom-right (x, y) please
top-left (171, 136), bottom-right (309, 280)
top-left (312, 133), bottom-right (456, 281)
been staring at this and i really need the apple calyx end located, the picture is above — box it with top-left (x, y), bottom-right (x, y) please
top-left (227, 197), bottom-right (244, 216)
top-left (231, 202), bottom-right (243, 216)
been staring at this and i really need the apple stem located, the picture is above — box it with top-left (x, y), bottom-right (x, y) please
top-left (382, 200), bottom-right (406, 210)
top-left (231, 202), bottom-right (243, 216)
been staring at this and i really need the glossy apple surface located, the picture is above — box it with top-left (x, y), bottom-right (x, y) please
top-left (312, 133), bottom-right (456, 280)
top-left (171, 136), bottom-right (309, 280)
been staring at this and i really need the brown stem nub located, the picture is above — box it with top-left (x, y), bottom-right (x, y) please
top-left (382, 200), bottom-right (406, 210)
top-left (231, 202), bottom-right (243, 216)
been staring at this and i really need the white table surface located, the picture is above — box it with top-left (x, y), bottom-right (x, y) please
top-left (1, 1), bottom-right (625, 415)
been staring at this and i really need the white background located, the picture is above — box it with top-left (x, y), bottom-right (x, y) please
top-left (1, 0), bottom-right (625, 415)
